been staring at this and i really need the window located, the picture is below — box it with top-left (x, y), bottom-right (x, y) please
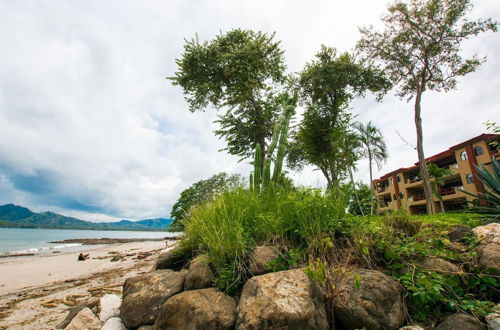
top-left (474, 146), bottom-right (484, 156)
top-left (399, 192), bottom-right (404, 199)
top-left (397, 175), bottom-right (401, 182)
top-left (393, 194), bottom-right (397, 200)
top-left (460, 151), bottom-right (468, 161)
top-left (390, 177), bottom-right (394, 185)
top-left (466, 174), bottom-right (474, 184)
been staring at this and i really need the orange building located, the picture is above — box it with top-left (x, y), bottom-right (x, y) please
top-left (373, 134), bottom-right (499, 215)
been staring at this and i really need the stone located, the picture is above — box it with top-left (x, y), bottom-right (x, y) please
top-left (120, 269), bottom-right (185, 328)
top-left (155, 245), bottom-right (189, 270)
top-left (237, 268), bottom-right (328, 330)
top-left (399, 326), bottom-right (426, 330)
top-left (101, 317), bottom-right (126, 330)
top-left (473, 223), bottom-right (500, 244)
top-left (155, 288), bottom-right (237, 329)
top-left (478, 243), bottom-right (500, 275)
top-left (138, 326), bottom-right (154, 330)
top-left (248, 246), bottom-right (281, 275)
top-left (333, 269), bottom-right (405, 330)
top-left (184, 255), bottom-right (215, 290)
top-left (417, 257), bottom-right (461, 273)
top-left (486, 306), bottom-right (500, 330)
top-left (64, 307), bottom-right (101, 330)
top-left (58, 297), bottom-right (99, 329)
top-left (98, 294), bottom-right (121, 323)
top-left (435, 314), bottom-right (486, 330)
top-left (448, 225), bottom-right (473, 242)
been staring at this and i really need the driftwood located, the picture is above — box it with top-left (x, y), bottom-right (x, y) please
top-left (56, 297), bottom-right (99, 329)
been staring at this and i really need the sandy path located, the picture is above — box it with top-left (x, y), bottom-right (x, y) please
top-left (0, 240), bottom-right (171, 330)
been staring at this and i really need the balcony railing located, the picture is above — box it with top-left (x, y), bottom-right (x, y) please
top-left (376, 186), bottom-right (388, 193)
top-left (412, 194), bottom-right (426, 201)
top-left (440, 187), bottom-right (456, 196)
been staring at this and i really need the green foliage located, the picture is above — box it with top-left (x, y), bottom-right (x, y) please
top-left (382, 209), bottom-right (422, 237)
top-left (288, 47), bottom-right (389, 188)
top-left (253, 144), bottom-right (262, 192)
top-left (169, 172), bottom-right (244, 230)
top-left (463, 157), bottom-right (500, 214)
top-left (304, 256), bottom-right (328, 285)
top-left (268, 248), bottom-right (304, 272)
top-left (170, 29), bottom-right (287, 160)
top-left (345, 182), bottom-right (378, 216)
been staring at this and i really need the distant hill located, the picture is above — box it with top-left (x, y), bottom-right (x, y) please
top-left (0, 204), bottom-right (172, 231)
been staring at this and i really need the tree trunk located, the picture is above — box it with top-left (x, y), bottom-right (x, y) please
top-left (349, 167), bottom-right (364, 216)
top-left (368, 153), bottom-right (374, 215)
top-left (439, 199), bottom-right (445, 213)
top-left (414, 89), bottom-right (435, 215)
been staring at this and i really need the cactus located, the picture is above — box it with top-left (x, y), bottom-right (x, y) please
top-left (253, 143), bottom-right (262, 192)
top-left (263, 158), bottom-right (271, 188)
top-left (272, 103), bottom-right (294, 182)
top-left (249, 172), bottom-right (254, 191)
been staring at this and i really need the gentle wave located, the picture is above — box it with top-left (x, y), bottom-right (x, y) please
top-left (5, 243), bottom-right (83, 255)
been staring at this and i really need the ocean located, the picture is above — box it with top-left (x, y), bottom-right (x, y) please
top-left (0, 228), bottom-right (178, 255)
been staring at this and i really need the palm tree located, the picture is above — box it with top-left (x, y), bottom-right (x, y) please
top-left (427, 163), bottom-right (453, 213)
top-left (355, 121), bottom-right (388, 214)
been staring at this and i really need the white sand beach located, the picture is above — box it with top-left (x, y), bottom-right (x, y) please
top-left (0, 240), bottom-right (171, 329)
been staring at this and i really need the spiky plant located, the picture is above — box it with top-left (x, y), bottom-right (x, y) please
top-left (462, 158), bottom-right (500, 214)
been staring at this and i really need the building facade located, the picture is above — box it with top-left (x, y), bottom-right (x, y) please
top-left (373, 134), bottom-right (499, 215)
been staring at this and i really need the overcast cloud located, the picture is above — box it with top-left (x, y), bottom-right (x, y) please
top-left (0, 0), bottom-right (498, 221)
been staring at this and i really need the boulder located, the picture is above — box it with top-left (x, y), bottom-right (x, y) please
top-left (138, 326), bottom-right (154, 330)
top-left (101, 317), bottom-right (127, 330)
top-left (486, 306), bottom-right (500, 330)
top-left (237, 268), bottom-right (328, 330)
top-left (120, 269), bottom-right (185, 328)
top-left (399, 326), bottom-right (426, 330)
top-left (64, 307), bottom-right (101, 330)
top-left (473, 223), bottom-right (500, 244)
top-left (478, 243), bottom-right (500, 275)
top-left (155, 245), bottom-right (189, 270)
top-left (184, 255), bottom-right (215, 290)
top-left (417, 257), bottom-right (461, 273)
top-left (448, 226), bottom-right (473, 242)
top-left (435, 314), bottom-right (486, 330)
top-left (154, 288), bottom-right (237, 329)
top-left (333, 269), bottom-right (405, 330)
top-left (248, 246), bottom-right (281, 275)
top-left (99, 294), bottom-right (121, 323)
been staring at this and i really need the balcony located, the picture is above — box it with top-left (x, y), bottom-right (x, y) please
top-left (376, 185), bottom-right (389, 194)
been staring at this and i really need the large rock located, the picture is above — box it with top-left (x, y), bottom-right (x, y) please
top-left (154, 288), bottom-right (237, 329)
top-left (473, 223), bottom-right (500, 244)
top-left (58, 297), bottom-right (99, 329)
top-left (248, 246), bottom-right (280, 275)
top-left (448, 225), bottom-right (473, 242)
top-left (64, 307), bottom-right (101, 330)
top-left (184, 255), bottom-right (215, 290)
top-left (120, 269), bottom-right (185, 328)
top-left (237, 268), bottom-right (328, 330)
top-left (333, 269), bottom-right (405, 330)
top-left (399, 326), bottom-right (425, 330)
top-left (99, 294), bottom-right (121, 323)
top-left (435, 314), bottom-right (486, 330)
top-left (101, 317), bottom-right (127, 330)
top-left (155, 245), bottom-right (189, 270)
top-left (478, 243), bottom-right (500, 274)
top-left (486, 305), bottom-right (500, 330)
top-left (417, 257), bottom-right (461, 273)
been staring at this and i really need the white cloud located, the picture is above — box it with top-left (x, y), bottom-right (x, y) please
top-left (0, 0), bottom-right (498, 220)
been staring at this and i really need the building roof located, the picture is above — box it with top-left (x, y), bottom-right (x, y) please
top-left (374, 133), bottom-right (500, 183)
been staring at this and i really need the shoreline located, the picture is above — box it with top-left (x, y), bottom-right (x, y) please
top-left (0, 240), bottom-right (171, 329)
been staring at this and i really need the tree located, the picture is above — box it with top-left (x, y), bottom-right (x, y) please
top-left (287, 46), bottom-right (390, 189)
top-left (345, 182), bottom-right (378, 216)
top-left (427, 163), bottom-right (453, 213)
top-left (357, 0), bottom-right (498, 214)
top-left (170, 173), bottom-right (244, 230)
top-left (170, 29), bottom-right (288, 164)
top-left (355, 121), bottom-right (388, 214)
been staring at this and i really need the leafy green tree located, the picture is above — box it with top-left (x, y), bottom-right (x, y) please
top-left (170, 173), bottom-right (244, 230)
top-left (170, 29), bottom-right (288, 163)
top-left (354, 121), bottom-right (388, 214)
top-left (427, 163), bottom-right (453, 213)
top-left (345, 182), bottom-right (378, 216)
top-left (357, 0), bottom-right (498, 214)
top-left (287, 46), bottom-right (390, 189)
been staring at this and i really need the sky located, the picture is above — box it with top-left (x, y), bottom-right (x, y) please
top-left (0, 1), bottom-right (498, 222)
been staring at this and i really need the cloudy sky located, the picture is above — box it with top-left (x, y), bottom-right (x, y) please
top-left (0, 1), bottom-right (498, 221)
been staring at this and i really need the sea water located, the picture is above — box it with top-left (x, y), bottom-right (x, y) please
top-left (0, 228), bottom-right (178, 255)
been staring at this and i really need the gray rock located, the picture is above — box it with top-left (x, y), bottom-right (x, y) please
top-left (435, 314), bottom-right (486, 330)
top-left (155, 245), bottom-right (189, 270)
top-left (478, 243), bottom-right (500, 275)
top-left (417, 257), bottom-right (461, 273)
top-left (333, 269), bottom-right (405, 330)
top-left (98, 294), bottom-right (121, 323)
top-left (120, 269), bottom-right (185, 328)
top-left (399, 326), bottom-right (426, 330)
top-left (473, 223), bottom-right (500, 244)
top-left (154, 288), bottom-right (237, 330)
top-left (101, 317), bottom-right (126, 330)
top-left (237, 268), bottom-right (328, 330)
top-left (57, 297), bottom-right (99, 329)
top-left (138, 326), bottom-right (154, 330)
top-left (448, 225), bottom-right (473, 242)
top-left (184, 254), bottom-right (215, 290)
top-left (248, 246), bottom-right (281, 275)
top-left (486, 306), bottom-right (500, 330)
top-left (64, 307), bottom-right (101, 330)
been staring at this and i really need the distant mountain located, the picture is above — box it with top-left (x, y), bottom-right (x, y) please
top-left (0, 204), bottom-right (172, 231)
